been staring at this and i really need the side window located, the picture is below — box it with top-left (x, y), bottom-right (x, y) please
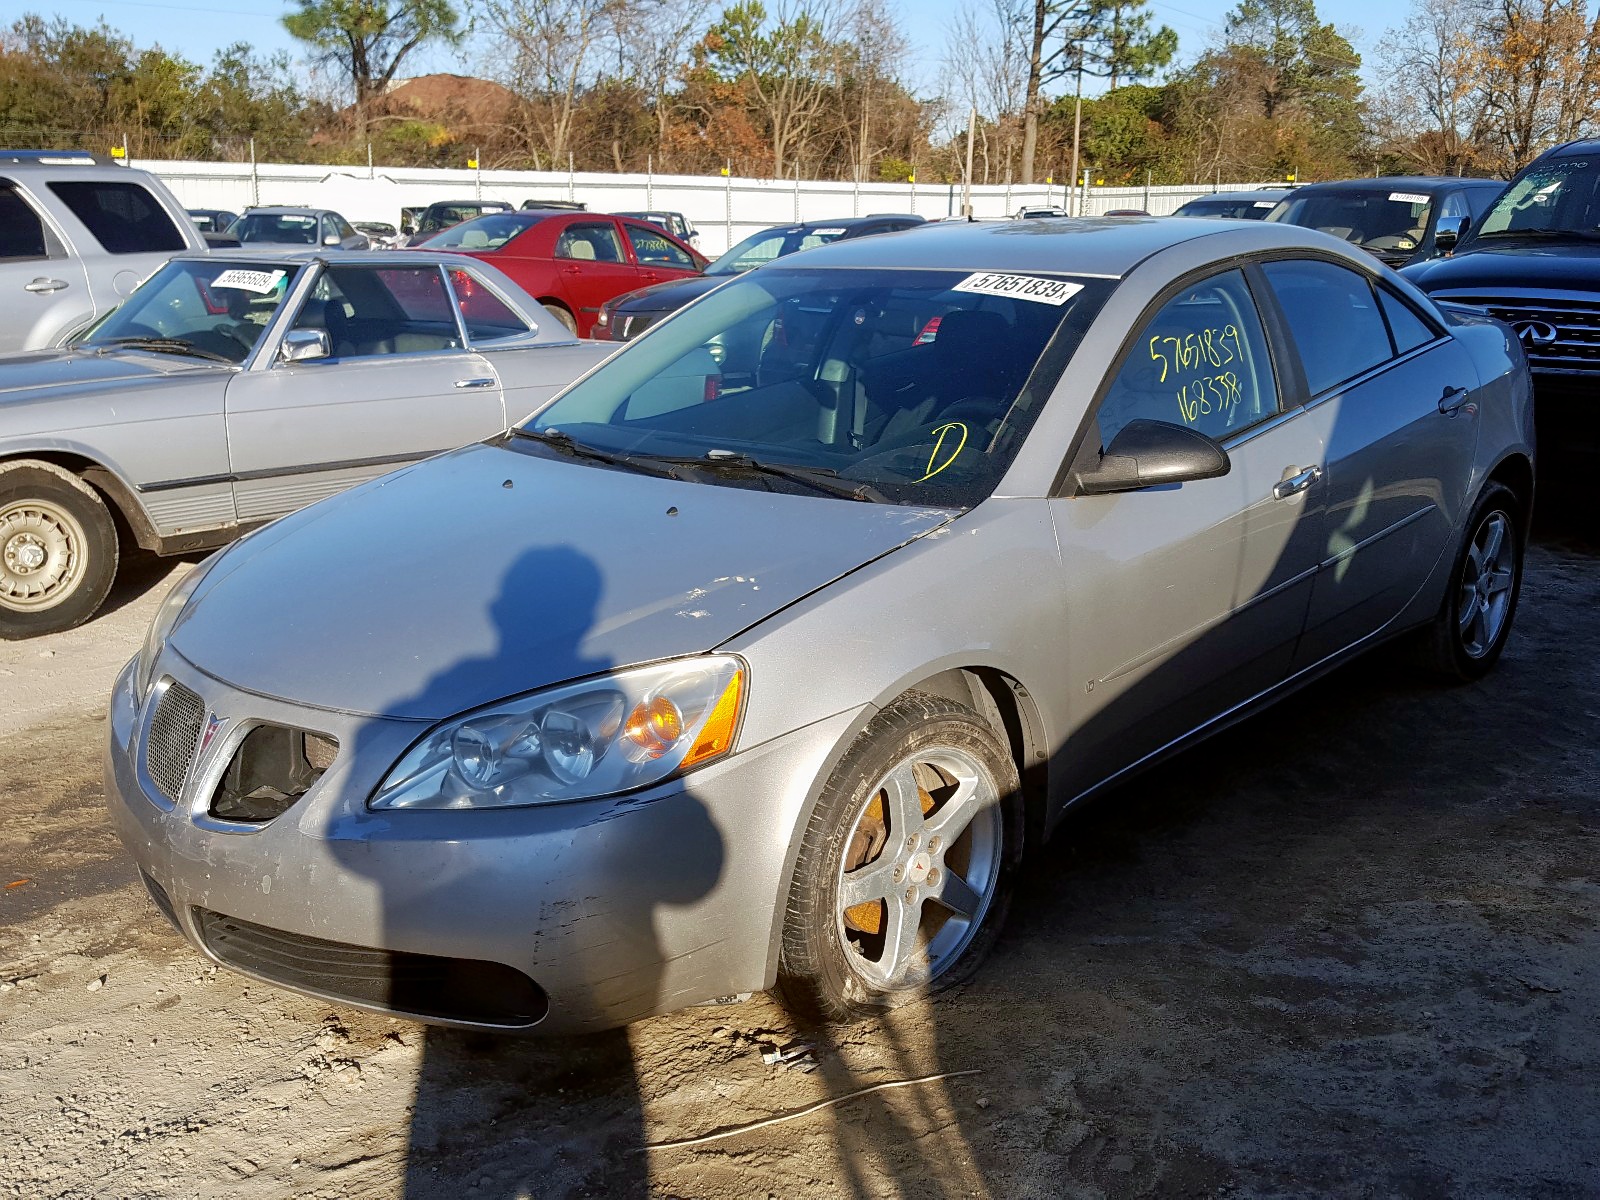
top-left (623, 223), bottom-right (696, 270)
top-left (0, 182), bottom-right (49, 260)
top-left (555, 222), bottom-right (626, 263)
top-left (1377, 287), bottom-right (1437, 355)
top-left (47, 180), bottom-right (186, 254)
top-left (1098, 269), bottom-right (1279, 444)
top-left (336, 215), bottom-right (357, 240)
top-left (291, 265), bottom-right (462, 358)
top-left (1262, 260), bottom-right (1394, 396)
top-left (449, 269), bottom-right (533, 344)
top-left (1439, 191), bottom-right (1470, 221)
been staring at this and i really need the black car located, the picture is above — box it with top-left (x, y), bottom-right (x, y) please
top-left (1172, 189), bottom-right (1292, 220)
top-left (1404, 141), bottom-right (1600, 467)
top-left (595, 214), bottom-right (924, 341)
top-left (1266, 176), bottom-right (1504, 268)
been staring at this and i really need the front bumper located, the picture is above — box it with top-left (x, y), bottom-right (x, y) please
top-left (105, 653), bottom-right (861, 1034)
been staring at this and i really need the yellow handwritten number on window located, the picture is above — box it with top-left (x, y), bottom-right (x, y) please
top-left (918, 421), bottom-right (969, 481)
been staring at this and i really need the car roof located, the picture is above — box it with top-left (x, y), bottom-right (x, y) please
top-left (762, 216), bottom-right (1328, 278)
top-left (1539, 138), bottom-right (1600, 161)
top-left (1285, 176), bottom-right (1500, 194)
top-left (426, 199), bottom-right (511, 208)
top-left (242, 207), bottom-right (330, 216)
top-left (172, 248), bottom-right (488, 266)
top-left (1179, 189), bottom-right (1293, 204)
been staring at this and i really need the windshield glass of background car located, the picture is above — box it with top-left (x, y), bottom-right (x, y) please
top-left (423, 213), bottom-right (542, 250)
top-left (1477, 158), bottom-right (1600, 235)
top-left (709, 228), bottom-right (848, 275)
top-left (1269, 191), bottom-right (1433, 251)
top-left (79, 259), bottom-right (298, 363)
top-left (525, 267), bottom-right (1110, 508)
top-left (234, 213), bottom-right (318, 245)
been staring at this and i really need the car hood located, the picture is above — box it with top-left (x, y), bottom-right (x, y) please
top-left (171, 441), bottom-right (954, 720)
top-left (1403, 240), bottom-right (1600, 294)
top-left (611, 274), bottom-right (727, 313)
top-left (0, 346), bottom-right (214, 400)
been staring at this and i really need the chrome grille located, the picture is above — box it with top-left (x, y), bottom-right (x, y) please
top-left (146, 680), bottom-right (205, 801)
top-left (1443, 294), bottom-right (1600, 373)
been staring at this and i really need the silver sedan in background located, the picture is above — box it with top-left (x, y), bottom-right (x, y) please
top-left (107, 218), bottom-right (1534, 1035)
top-left (0, 250), bottom-right (614, 637)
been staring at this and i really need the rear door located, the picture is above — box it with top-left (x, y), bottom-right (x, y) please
top-left (223, 262), bottom-right (507, 522)
top-left (0, 179), bottom-right (90, 351)
top-left (551, 219), bottom-right (642, 334)
top-left (45, 176), bottom-right (192, 325)
top-left (1260, 258), bottom-right (1481, 667)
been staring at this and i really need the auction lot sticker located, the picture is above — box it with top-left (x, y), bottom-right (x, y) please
top-left (953, 272), bottom-right (1084, 305)
top-left (1388, 192), bottom-right (1431, 205)
top-left (211, 269), bottom-right (286, 293)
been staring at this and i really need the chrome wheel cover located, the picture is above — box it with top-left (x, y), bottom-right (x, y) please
top-left (1458, 509), bottom-right (1515, 659)
top-left (834, 745), bottom-right (1003, 991)
top-left (0, 499), bottom-right (87, 612)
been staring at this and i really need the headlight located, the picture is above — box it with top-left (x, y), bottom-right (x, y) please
top-left (370, 656), bottom-right (746, 810)
top-left (133, 555), bottom-right (215, 699)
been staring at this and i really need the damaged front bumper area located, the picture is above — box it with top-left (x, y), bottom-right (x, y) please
top-left (104, 654), bottom-right (860, 1034)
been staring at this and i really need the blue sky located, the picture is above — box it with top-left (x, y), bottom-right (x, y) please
top-left (38, 0), bottom-right (1397, 99)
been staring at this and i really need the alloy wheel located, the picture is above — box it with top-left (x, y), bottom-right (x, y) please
top-left (1458, 509), bottom-right (1516, 659)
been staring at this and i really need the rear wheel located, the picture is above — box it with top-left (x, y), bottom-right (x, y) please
top-left (0, 462), bottom-right (119, 638)
top-left (1415, 482), bottom-right (1524, 681)
top-left (777, 692), bottom-right (1023, 1022)
top-left (543, 302), bottom-right (578, 336)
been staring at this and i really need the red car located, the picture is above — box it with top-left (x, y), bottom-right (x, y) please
top-left (418, 211), bottom-right (707, 336)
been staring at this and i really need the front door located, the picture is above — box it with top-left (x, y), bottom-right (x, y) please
top-left (1259, 260), bottom-right (1482, 667)
top-left (223, 262), bottom-right (507, 522)
top-left (1050, 267), bottom-right (1327, 796)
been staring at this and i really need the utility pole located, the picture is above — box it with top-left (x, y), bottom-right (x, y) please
top-left (1068, 58), bottom-right (1084, 215)
top-left (962, 105), bottom-right (977, 218)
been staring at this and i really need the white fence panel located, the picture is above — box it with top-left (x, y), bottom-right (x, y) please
top-left (133, 158), bottom-right (1284, 256)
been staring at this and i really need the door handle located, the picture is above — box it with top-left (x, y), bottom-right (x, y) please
top-left (454, 377), bottom-right (496, 389)
top-left (24, 277), bottom-right (69, 293)
top-left (1273, 465), bottom-right (1322, 499)
top-left (1438, 385), bottom-right (1473, 415)
top-left (562, 265), bottom-right (582, 275)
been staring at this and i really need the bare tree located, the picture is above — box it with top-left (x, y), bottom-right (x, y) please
top-left (479, 0), bottom-right (620, 167)
top-left (1478, 0), bottom-right (1600, 171)
top-left (611, 0), bottom-right (715, 168)
top-left (1371, 0), bottom-right (1487, 173)
top-left (942, 0), bottom-right (1029, 181)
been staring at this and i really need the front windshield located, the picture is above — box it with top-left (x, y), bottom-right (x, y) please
top-left (524, 266), bottom-right (1111, 508)
top-left (708, 227), bottom-right (850, 276)
top-left (1476, 157), bottom-right (1600, 237)
top-left (233, 212), bottom-right (319, 245)
top-left (420, 204), bottom-right (505, 233)
top-left (421, 213), bottom-right (542, 250)
top-left (78, 259), bottom-right (298, 364)
top-left (1267, 189), bottom-right (1434, 252)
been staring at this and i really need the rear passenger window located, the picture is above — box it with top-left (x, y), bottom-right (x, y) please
top-left (1262, 260), bottom-right (1393, 396)
top-left (1098, 269), bottom-right (1279, 444)
top-left (0, 182), bottom-right (48, 259)
top-left (48, 180), bottom-right (186, 254)
top-left (1377, 288), bottom-right (1436, 354)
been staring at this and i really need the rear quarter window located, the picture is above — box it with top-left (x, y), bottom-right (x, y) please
top-left (48, 180), bottom-right (187, 254)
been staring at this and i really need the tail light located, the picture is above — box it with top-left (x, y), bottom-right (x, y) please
top-left (914, 315), bottom-right (941, 345)
top-left (703, 374), bottom-right (722, 402)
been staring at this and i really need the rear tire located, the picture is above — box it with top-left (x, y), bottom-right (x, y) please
top-left (0, 462), bottom-right (119, 639)
top-left (777, 691), bottom-right (1023, 1023)
top-left (1414, 482), bottom-right (1524, 682)
top-left (543, 303), bottom-right (578, 336)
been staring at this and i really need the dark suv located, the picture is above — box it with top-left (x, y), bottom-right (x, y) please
top-left (1266, 176), bottom-right (1504, 268)
top-left (1404, 142), bottom-right (1600, 465)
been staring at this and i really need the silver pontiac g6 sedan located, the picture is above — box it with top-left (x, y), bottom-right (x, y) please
top-left (107, 218), bottom-right (1534, 1034)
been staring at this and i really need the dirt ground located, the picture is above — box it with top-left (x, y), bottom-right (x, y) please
top-left (3, 513), bottom-right (1599, 1200)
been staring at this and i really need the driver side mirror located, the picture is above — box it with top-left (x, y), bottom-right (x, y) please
top-left (323, 233), bottom-right (344, 247)
top-left (1434, 215), bottom-right (1469, 253)
top-left (1072, 418), bottom-right (1230, 496)
top-left (280, 328), bottom-right (330, 363)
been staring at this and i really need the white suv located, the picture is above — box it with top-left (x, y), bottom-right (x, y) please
top-left (0, 151), bottom-right (207, 352)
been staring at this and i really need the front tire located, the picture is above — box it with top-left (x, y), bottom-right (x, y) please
top-left (1415, 482), bottom-right (1524, 682)
top-left (0, 462), bottom-right (119, 639)
top-left (777, 691), bottom-right (1023, 1023)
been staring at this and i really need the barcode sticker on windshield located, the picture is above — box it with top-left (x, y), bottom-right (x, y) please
top-left (1389, 192), bottom-right (1430, 205)
top-left (1253, 200), bottom-right (1277, 207)
top-left (953, 272), bottom-right (1083, 306)
top-left (813, 227), bottom-right (847, 235)
top-left (211, 269), bottom-right (285, 294)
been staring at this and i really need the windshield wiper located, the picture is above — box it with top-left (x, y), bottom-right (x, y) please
top-left (95, 337), bottom-right (235, 364)
top-left (677, 450), bottom-right (889, 503)
top-left (510, 426), bottom-right (685, 479)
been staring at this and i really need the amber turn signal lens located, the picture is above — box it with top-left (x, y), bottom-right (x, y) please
top-left (624, 696), bottom-right (685, 760)
top-left (681, 669), bottom-right (743, 769)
